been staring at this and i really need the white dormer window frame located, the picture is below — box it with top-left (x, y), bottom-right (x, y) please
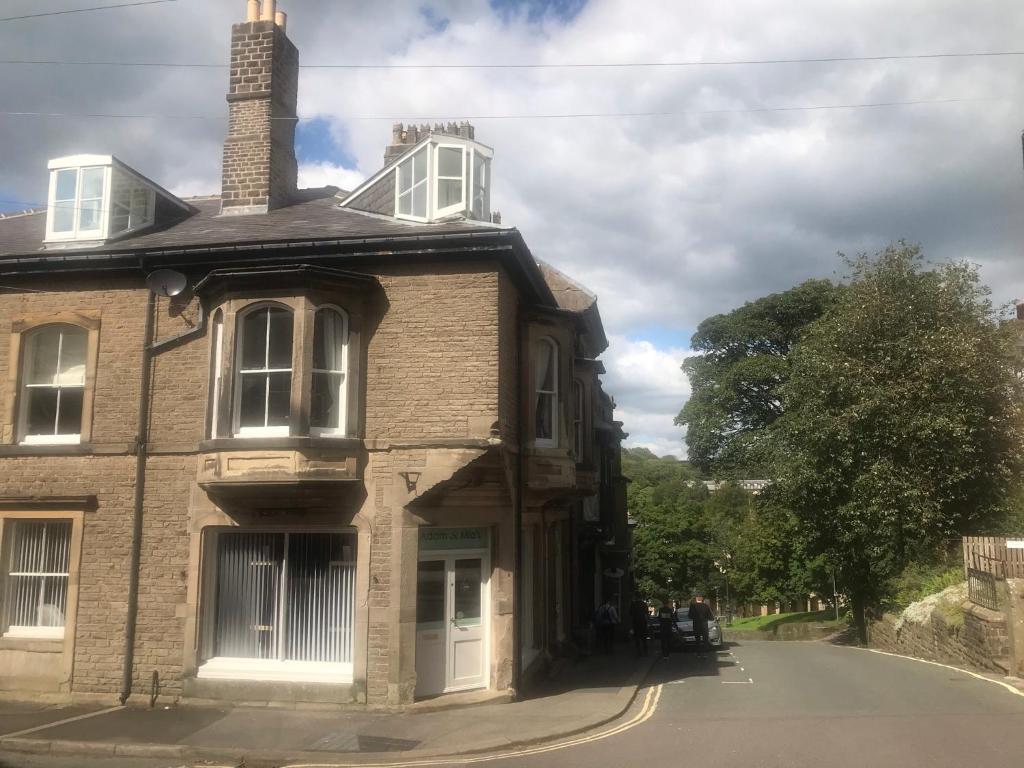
top-left (44, 155), bottom-right (173, 246)
top-left (395, 144), bottom-right (431, 223)
top-left (381, 138), bottom-right (494, 224)
top-left (46, 164), bottom-right (111, 242)
top-left (434, 143), bottom-right (466, 219)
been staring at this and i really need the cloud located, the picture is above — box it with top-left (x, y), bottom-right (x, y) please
top-left (297, 162), bottom-right (365, 194)
top-left (3, 0), bottom-right (1023, 453)
top-left (601, 335), bottom-right (691, 456)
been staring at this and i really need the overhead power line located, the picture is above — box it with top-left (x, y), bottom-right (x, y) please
top-left (0, 96), bottom-right (1007, 122)
top-left (1, 49), bottom-right (1023, 69)
top-left (0, 0), bottom-right (174, 24)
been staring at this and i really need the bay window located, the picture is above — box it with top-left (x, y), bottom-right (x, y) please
top-left (201, 531), bottom-right (356, 682)
top-left (311, 308), bottom-right (348, 435)
top-left (235, 305), bottom-right (293, 436)
top-left (534, 338), bottom-right (558, 447)
top-left (20, 325), bottom-right (87, 445)
top-left (2, 519), bottom-right (71, 639)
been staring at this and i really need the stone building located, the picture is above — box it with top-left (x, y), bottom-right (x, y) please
top-left (0, 1), bottom-right (629, 708)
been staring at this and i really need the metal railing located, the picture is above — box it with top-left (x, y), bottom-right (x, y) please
top-left (967, 567), bottom-right (1000, 611)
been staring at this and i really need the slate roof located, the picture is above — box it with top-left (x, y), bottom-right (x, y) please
top-left (0, 188), bottom-right (503, 259)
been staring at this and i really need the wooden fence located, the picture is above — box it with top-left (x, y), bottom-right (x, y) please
top-left (962, 536), bottom-right (1024, 579)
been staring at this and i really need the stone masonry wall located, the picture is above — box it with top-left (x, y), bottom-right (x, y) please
top-left (497, 268), bottom-right (519, 445)
top-left (870, 601), bottom-right (1010, 675)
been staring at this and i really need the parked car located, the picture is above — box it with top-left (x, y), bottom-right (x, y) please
top-left (646, 609), bottom-right (723, 651)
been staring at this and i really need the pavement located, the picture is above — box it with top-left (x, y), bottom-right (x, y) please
top-left (0, 647), bottom-right (656, 767)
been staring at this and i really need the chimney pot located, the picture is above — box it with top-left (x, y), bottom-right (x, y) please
top-left (246, 0), bottom-right (259, 22)
top-left (275, 11), bottom-right (286, 30)
top-left (261, 0), bottom-right (276, 22)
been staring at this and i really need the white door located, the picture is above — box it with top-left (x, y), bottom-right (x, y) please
top-left (415, 554), bottom-right (488, 697)
top-left (447, 556), bottom-right (486, 691)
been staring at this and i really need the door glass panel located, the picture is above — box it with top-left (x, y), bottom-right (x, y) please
top-left (417, 560), bottom-right (446, 629)
top-left (453, 558), bottom-right (482, 627)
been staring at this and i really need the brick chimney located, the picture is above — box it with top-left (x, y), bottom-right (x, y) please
top-left (383, 121), bottom-right (475, 166)
top-left (220, 0), bottom-right (298, 216)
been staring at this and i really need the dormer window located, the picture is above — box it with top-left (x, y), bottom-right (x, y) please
top-left (340, 127), bottom-right (494, 224)
top-left (44, 155), bottom-right (190, 246)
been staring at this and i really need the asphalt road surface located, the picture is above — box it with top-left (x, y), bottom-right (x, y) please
top-left (2, 640), bottom-right (1023, 768)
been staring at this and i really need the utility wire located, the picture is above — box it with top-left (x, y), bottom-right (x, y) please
top-left (2, 49), bottom-right (1024, 69)
top-left (0, 96), bottom-right (1007, 122)
top-left (0, 0), bottom-right (174, 23)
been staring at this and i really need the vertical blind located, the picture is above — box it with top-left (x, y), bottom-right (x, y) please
top-left (3, 520), bottom-right (71, 632)
top-left (213, 531), bottom-right (355, 664)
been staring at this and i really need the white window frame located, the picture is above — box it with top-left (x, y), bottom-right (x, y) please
top-left (470, 148), bottom-right (491, 221)
top-left (534, 337), bottom-right (559, 448)
top-left (434, 144), bottom-right (466, 219)
top-left (232, 304), bottom-right (294, 438)
top-left (45, 165), bottom-right (111, 242)
top-left (209, 310), bottom-right (224, 439)
top-left (198, 529), bottom-right (357, 684)
top-left (18, 325), bottom-right (87, 446)
top-left (1, 519), bottom-right (72, 640)
top-left (395, 144), bottom-right (431, 222)
top-left (310, 306), bottom-right (349, 438)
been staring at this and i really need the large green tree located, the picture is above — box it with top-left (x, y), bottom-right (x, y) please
top-left (677, 279), bottom-right (843, 475)
top-left (777, 244), bottom-right (1023, 641)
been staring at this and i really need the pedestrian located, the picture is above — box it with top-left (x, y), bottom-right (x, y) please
top-left (657, 598), bottom-right (677, 659)
top-left (594, 597), bottom-right (619, 653)
top-left (689, 593), bottom-right (714, 656)
top-left (629, 596), bottom-right (649, 657)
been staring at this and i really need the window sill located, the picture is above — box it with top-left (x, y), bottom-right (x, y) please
top-left (199, 436), bottom-right (362, 452)
top-left (197, 657), bottom-right (353, 684)
top-left (0, 636), bottom-right (65, 653)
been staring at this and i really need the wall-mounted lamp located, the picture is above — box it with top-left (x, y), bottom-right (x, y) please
top-left (399, 471), bottom-right (422, 493)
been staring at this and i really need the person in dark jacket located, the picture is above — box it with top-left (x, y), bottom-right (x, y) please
top-left (688, 594), bottom-right (714, 656)
top-left (629, 597), bottom-right (649, 657)
top-left (656, 599), bottom-right (677, 659)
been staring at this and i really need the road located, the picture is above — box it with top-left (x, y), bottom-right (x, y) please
top-left (2, 640), bottom-right (1023, 768)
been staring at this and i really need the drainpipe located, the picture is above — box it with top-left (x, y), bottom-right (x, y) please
top-left (120, 288), bottom-right (156, 704)
top-left (511, 308), bottom-right (524, 698)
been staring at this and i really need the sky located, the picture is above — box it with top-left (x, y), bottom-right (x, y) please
top-left (2, 0), bottom-right (1023, 458)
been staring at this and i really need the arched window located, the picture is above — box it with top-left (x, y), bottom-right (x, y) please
top-left (235, 305), bottom-right (293, 436)
top-left (311, 307), bottom-right (348, 435)
top-left (20, 324), bottom-right (87, 444)
top-left (534, 337), bottom-right (558, 447)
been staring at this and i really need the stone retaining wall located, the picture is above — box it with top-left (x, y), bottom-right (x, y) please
top-left (869, 601), bottom-right (1009, 675)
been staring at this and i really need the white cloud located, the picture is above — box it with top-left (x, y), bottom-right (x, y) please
top-left (297, 162), bottom-right (366, 194)
top-left (601, 335), bottom-right (692, 457)
top-left (3, 0), bottom-right (1023, 454)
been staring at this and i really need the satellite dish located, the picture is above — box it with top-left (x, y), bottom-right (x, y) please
top-left (145, 269), bottom-right (188, 298)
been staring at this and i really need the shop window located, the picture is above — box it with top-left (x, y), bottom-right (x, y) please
top-left (203, 531), bottom-right (356, 681)
top-left (534, 337), bottom-right (558, 447)
top-left (19, 325), bottom-right (87, 445)
top-left (1, 520), bottom-right (71, 639)
top-left (234, 305), bottom-right (293, 436)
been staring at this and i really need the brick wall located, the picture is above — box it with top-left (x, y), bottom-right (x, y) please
top-left (870, 602), bottom-right (1010, 675)
top-left (364, 262), bottom-right (501, 438)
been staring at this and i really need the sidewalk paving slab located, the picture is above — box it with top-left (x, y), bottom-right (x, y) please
top-left (0, 649), bottom-right (656, 766)
top-left (0, 702), bottom-right (109, 738)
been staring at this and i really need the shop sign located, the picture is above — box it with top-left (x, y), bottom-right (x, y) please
top-left (419, 527), bottom-right (489, 552)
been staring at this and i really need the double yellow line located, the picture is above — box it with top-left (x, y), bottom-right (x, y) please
top-left (287, 683), bottom-right (665, 768)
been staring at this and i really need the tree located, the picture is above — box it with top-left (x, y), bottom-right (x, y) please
top-left (677, 279), bottom-right (843, 476)
top-left (776, 244), bottom-right (1024, 641)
